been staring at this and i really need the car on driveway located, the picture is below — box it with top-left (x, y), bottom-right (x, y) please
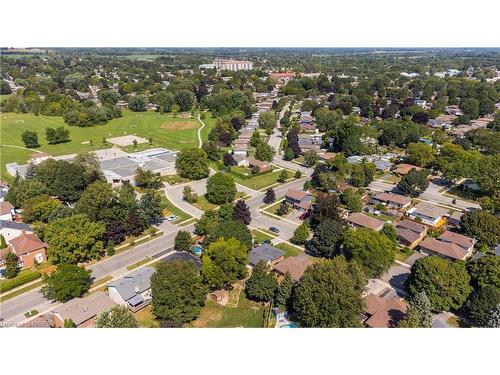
top-left (166, 215), bottom-right (178, 222)
top-left (269, 226), bottom-right (280, 233)
top-left (299, 211), bottom-right (310, 220)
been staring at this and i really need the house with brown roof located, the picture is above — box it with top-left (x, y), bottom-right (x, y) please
top-left (285, 189), bottom-right (313, 212)
top-left (233, 144), bottom-right (248, 156)
top-left (419, 231), bottom-right (476, 261)
top-left (372, 192), bottom-right (412, 210)
top-left (51, 291), bottom-right (116, 328)
top-left (248, 158), bottom-right (271, 173)
top-left (363, 293), bottom-right (408, 328)
top-left (30, 152), bottom-right (52, 165)
top-left (0, 201), bottom-right (14, 221)
top-left (346, 212), bottom-right (385, 231)
top-left (447, 211), bottom-right (463, 228)
top-left (406, 202), bottom-right (448, 227)
top-left (273, 256), bottom-right (313, 283)
top-left (9, 231), bottom-right (47, 268)
top-left (394, 220), bottom-right (428, 249)
top-left (393, 163), bottom-right (422, 176)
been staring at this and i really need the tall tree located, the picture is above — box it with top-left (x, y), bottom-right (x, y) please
top-left (44, 214), bottom-right (106, 264)
top-left (5, 253), bottom-right (20, 279)
top-left (274, 272), bottom-right (293, 308)
top-left (201, 238), bottom-right (248, 289)
top-left (263, 188), bottom-right (276, 204)
top-left (397, 168), bottom-right (429, 197)
top-left (232, 199), bottom-right (251, 225)
top-left (175, 148), bottom-right (210, 180)
top-left (138, 190), bottom-right (164, 225)
top-left (398, 290), bottom-right (432, 328)
top-left (293, 258), bottom-right (366, 327)
top-left (245, 260), bottom-right (278, 302)
top-left (151, 261), bottom-right (207, 326)
top-left (21, 130), bottom-right (39, 148)
top-left (460, 210), bottom-right (500, 249)
top-left (206, 172), bottom-right (237, 204)
top-left (306, 218), bottom-right (345, 258)
top-left (343, 228), bottom-right (396, 278)
top-left (41, 264), bottom-right (91, 302)
top-left (95, 306), bottom-right (139, 328)
top-left (408, 256), bottom-right (472, 312)
top-left (467, 285), bottom-right (500, 327)
top-left (174, 230), bottom-right (192, 252)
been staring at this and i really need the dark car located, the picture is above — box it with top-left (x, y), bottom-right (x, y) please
top-left (262, 239), bottom-right (272, 245)
top-left (269, 226), bottom-right (280, 233)
top-left (299, 211), bottom-right (310, 220)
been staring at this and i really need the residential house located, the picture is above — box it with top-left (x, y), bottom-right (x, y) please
top-left (0, 220), bottom-right (33, 242)
top-left (372, 192), bottom-right (412, 210)
top-left (273, 256), bottom-right (313, 283)
top-left (249, 243), bottom-right (285, 267)
top-left (346, 212), bottom-right (385, 231)
top-left (233, 144), bottom-right (248, 156)
top-left (406, 202), bottom-right (448, 227)
top-left (107, 267), bottom-right (155, 312)
top-left (51, 291), bottom-right (116, 328)
top-left (447, 211), bottom-right (463, 228)
top-left (0, 201), bottom-right (14, 221)
top-left (394, 220), bottom-right (428, 249)
top-left (285, 189), bottom-right (313, 212)
top-left (419, 231), bottom-right (476, 261)
top-left (9, 231), bottom-right (47, 268)
top-left (362, 293), bottom-right (408, 328)
top-left (318, 152), bottom-right (336, 163)
top-left (393, 163), bottom-right (422, 176)
top-left (374, 159), bottom-right (393, 172)
top-left (248, 158), bottom-right (271, 173)
top-left (233, 155), bottom-right (250, 167)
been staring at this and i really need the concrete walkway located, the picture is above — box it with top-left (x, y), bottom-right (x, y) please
top-left (196, 114), bottom-right (206, 148)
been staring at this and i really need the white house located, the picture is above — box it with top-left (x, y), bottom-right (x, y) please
top-left (0, 220), bottom-right (33, 242)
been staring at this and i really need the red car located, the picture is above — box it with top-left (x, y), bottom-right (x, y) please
top-left (299, 211), bottom-right (310, 220)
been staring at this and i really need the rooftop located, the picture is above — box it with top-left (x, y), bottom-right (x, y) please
top-left (347, 212), bottom-right (385, 231)
top-left (52, 291), bottom-right (115, 326)
top-left (273, 256), bottom-right (312, 282)
top-left (373, 192), bottom-right (411, 206)
top-left (9, 232), bottom-right (46, 256)
top-left (107, 267), bottom-right (155, 303)
top-left (363, 293), bottom-right (408, 328)
top-left (420, 237), bottom-right (470, 260)
top-left (249, 243), bottom-right (284, 266)
top-left (439, 231), bottom-right (476, 250)
top-left (410, 202), bottom-right (448, 219)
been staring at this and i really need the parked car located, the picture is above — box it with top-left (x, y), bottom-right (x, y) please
top-left (299, 211), bottom-right (310, 220)
top-left (262, 239), bottom-right (272, 245)
top-left (269, 226), bottom-right (280, 233)
top-left (166, 215), bottom-right (178, 222)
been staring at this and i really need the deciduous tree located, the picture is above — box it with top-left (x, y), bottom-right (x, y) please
top-left (41, 264), bottom-right (91, 302)
top-left (246, 260), bottom-right (278, 302)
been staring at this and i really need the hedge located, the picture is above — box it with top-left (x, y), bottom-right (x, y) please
top-left (0, 270), bottom-right (42, 293)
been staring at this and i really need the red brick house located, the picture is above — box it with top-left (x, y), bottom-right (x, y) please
top-left (9, 231), bottom-right (47, 268)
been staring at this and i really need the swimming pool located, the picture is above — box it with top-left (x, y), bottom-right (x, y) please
top-left (192, 246), bottom-right (202, 256)
top-left (280, 323), bottom-right (298, 328)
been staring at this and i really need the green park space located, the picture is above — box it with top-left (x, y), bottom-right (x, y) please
top-left (192, 195), bottom-right (219, 212)
top-left (0, 111), bottom-right (204, 180)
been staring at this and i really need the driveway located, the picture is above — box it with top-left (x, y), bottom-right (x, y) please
top-left (379, 264), bottom-right (410, 297)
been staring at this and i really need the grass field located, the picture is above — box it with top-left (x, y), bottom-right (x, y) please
top-left (0, 111), bottom-right (203, 180)
top-left (251, 229), bottom-right (275, 244)
top-left (161, 195), bottom-right (193, 223)
top-left (190, 295), bottom-right (265, 328)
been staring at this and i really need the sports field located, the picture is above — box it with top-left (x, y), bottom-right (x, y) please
top-left (0, 110), bottom-right (205, 180)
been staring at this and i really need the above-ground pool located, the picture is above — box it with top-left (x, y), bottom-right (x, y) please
top-left (280, 323), bottom-right (298, 328)
top-left (192, 246), bottom-right (202, 256)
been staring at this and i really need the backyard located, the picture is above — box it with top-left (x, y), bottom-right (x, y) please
top-left (190, 294), bottom-right (265, 328)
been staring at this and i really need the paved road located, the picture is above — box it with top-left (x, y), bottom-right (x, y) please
top-left (368, 177), bottom-right (479, 211)
top-left (0, 223), bottom-right (194, 325)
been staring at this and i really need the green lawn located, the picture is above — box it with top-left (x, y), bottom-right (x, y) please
top-left (199, 114), bottom-right (218, 144)
top-left (394, 248), bottom-right (414, 262)
top-left (190, 295), bottom-right (265, 328)
top-left (0, 111), bottom-right (203, 180)
top-left (262, 198), bottom-right (286, 216)
top-left (192, 195), bottom-right (218, 212)
top-left (275, 242), bottom-right (303, 258)
top-left (252, 229), bottom-right (275, 244)
top-left (161, 195), bottom-right (193, 223)
top-left (237, 170), bottom-right (295, 191)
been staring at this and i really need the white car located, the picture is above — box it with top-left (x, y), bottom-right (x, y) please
top-left (166, 215), bottom-right (178, 222)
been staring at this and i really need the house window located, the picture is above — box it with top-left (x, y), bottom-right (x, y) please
top-left (35, 253), bottom-right (45, 263)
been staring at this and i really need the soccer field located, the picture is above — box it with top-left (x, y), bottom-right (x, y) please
top-left (0, 111), bottom-right (204, 180)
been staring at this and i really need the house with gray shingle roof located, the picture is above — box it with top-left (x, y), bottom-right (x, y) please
top-left (249, 243), bottom-right (284, 267)
top-left (107, 267), bottom-right (155, 312)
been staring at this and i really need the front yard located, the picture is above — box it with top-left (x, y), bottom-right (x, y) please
top-left (275, 242), bottom-right (303, 258)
